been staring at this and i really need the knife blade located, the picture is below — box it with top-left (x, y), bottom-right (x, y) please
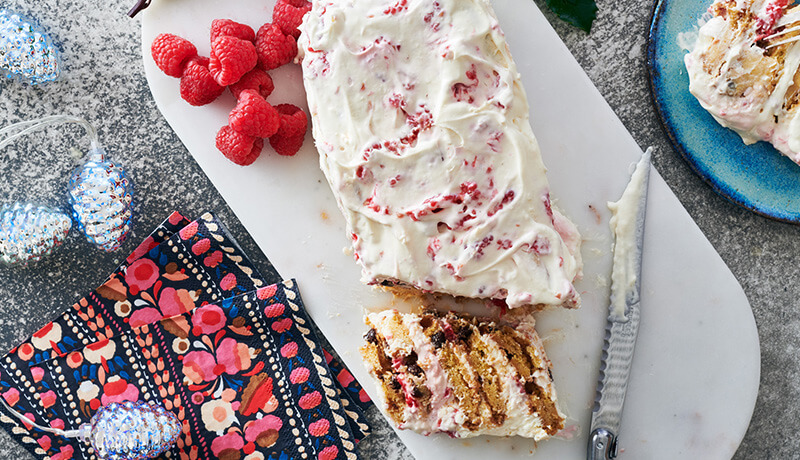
top-left (588, 148), bottom-right (652, 460)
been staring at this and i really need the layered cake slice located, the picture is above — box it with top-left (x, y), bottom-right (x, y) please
top-left (298, 0), bottom-right (582, 309)
top-left (685, 0), bottom-right (800, 163)
top-left (360, 309), bottom-right (564, 440)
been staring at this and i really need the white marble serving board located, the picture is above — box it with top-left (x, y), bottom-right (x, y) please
top-left (140, 1), bottom-right (760, 458)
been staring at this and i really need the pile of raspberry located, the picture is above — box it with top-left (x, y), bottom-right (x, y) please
top-left (151, 0), bottom-right (311, 165)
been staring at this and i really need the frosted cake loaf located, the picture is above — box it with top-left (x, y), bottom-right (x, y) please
top-left (298, 0), bottom-right (582, 309)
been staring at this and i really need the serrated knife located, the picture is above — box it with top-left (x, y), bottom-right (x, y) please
top-left (587, 148), bottom-right (652, 460)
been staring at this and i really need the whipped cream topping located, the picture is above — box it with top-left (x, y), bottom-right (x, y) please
top-left (685, 0), bottom-right (800, 163)
top-left (299, 0), bottom-right (582, 309)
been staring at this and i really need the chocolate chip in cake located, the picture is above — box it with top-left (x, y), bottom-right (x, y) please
top-left (419, 315), bottom-right (434, 329)
top-left (408, 363), bottom-right (424, 376)
top-left (431, 330), bottom-right (445, 348)
top-left (365, 328), bottom-right (378, 344)
top-left (411, 386), bottom-right (424, 398)
top-left (402, 351), bottom-right (418, 366)
top-left (457, 326), bottom-right (473, 342)
top-left (389, 377), bottom-right (402, 390)
top-left (524, 380), bottom-right (537, 395)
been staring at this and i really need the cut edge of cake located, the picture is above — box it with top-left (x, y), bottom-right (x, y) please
top-left (360, 309), bottom-right (565, 440)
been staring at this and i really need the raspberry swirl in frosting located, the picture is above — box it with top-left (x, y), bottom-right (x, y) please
top-left (299, 0), bottom-right (582, 309)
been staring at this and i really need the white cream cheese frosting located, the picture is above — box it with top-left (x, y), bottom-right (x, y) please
top-left (685, 0), bottom-right (800, 163)
top-left (607, 149), bottom-right (651, 320)
top-left (299, 0), bottom-right (582, 309)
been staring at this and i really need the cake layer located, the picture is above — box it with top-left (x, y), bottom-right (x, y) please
top-left (298, 0), bottom-right (582, 309)
top-left (360, 309), bottom-right (564, 440)
top-left (685, 0), bottom-right (800, 163)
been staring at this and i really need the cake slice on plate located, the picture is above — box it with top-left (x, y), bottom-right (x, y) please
top-left (686, 0), bottom-right (800, 163)
top-left (360, 309), bottom-right (564, 440)
top-left (298, 0), bottom-right (582, 310)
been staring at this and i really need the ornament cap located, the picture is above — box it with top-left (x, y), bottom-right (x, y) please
top-left (76, 422), bottom-right (91, 444)
top-left (87, 146), bottom-right (107, 162)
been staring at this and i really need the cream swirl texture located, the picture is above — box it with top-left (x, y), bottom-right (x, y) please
top-left (299, 0), bottom-right (582, 308)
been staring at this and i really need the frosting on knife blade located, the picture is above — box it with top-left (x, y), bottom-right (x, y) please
top-left (607, 148), bottom-right (652, 321)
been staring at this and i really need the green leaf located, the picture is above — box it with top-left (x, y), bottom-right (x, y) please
top-left (544, 0), bottom-right (598, 33)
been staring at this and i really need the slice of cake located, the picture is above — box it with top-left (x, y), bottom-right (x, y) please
top-left (298, 0), bottom-right (582, 309)
top-left (685, 0), bottom-right (800, 163)
top-left (360, 309), bottom-right (564, 440)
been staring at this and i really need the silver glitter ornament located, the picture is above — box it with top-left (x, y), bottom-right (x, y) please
top-left (68, 148), bottom-right (133, 252)
top-left (0, 9), bottom-right (60, 84)
top-left (77, 401), bottom-right (182, 460)
top-left (0, 203), bottom-right (71, 266)
top-left (0, 116), bottom-right (135, 262)
top-left (0, 398), bottom-right (181, 460)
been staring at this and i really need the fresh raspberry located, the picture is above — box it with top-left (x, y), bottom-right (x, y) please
top-left (237, 138), bottom-right (264, 165)
top-left (180, 56), bottom-right (225, 106)
top-left (283, 0), bottom-right (310, 7)
top-left (216, 125), bottom-right (264, 165)
top-left (269, 131), bottom-right (305, 156)
top-left (255, 23), bottom-right (297, 71)
top-left (209, 36), bottom-right (258, 86)
top-left (151, 33), bottom-right (197, 78)
top-left (268, 104), bottom-right (308, 156)
top-left (274, 103), bottom-right (308, 138)
top-left (229, 68), bottom-right (274, 99)
top-left (210, 19), bottom-right (256, 43)
top-left (273, 0), bottom-right (312, 39)
top-left (229, 90), bottom-right (281, 138)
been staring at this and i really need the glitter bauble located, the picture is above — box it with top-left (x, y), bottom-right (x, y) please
top-left (78, 401), bottom-right (182, 460)
top-left (0, 9), bottom-right (59, 85)
top-left (0, 203), bottom-right (71, 266)
top-left (67, 148), bottom-right (133, 252)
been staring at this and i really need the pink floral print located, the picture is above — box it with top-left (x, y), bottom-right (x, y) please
top-left (182, 337), bottom-right (253, 385)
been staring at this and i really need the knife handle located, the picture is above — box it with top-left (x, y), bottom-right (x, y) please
top-left (588, 427), bottom-right (617, 460)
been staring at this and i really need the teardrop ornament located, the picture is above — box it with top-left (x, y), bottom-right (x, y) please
top-left (0, 203), bottom-right (71, 266)
top-left (0, 9), bottom-right (60, 84)
top-left (68, 148), bottom-right (134, 252)
top-left (78, 400), bottom-right (182, 460)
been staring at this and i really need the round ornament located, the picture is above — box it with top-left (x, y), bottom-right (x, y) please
top-left (0, 115), bottom-right (134, 265)
top-left (0, 397), bottom-right (181, 459)
top-left (68, 148), bottom-right (133, 252)
top-left (0, 9), bottom-right (60, 84)
top-left (0, 203), bottom-right (71, 265)
top-left (78, 400), bottom-right (182, 460)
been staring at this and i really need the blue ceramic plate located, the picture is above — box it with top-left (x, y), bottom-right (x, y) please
top-left (647, 0), bottom-right (800, 223)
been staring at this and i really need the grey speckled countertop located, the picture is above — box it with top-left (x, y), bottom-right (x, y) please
top-left (0, 0), bottom-right (794, 458)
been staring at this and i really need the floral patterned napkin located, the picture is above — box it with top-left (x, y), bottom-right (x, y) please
top-left (0, 212), bottom-right (371, 459)
top-left (0, 211), bottom-right (267, 457)
top-left (39, 280), bottom-right (359, 460)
